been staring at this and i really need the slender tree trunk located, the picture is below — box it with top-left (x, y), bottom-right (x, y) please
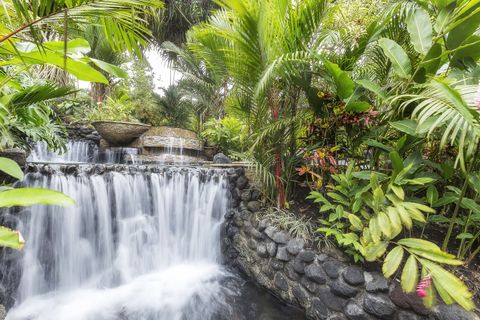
top-left (90, 82), bottom-right (106, 104)
top-left (268, 89), bottom-right (285, 208)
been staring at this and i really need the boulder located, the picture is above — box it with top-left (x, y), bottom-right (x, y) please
top-left (286, 238), bottom-right (305, 255)
top-left (363, 294), bottom-right (396, 319)
top-left (343, 266), bottom-right (365, 286)
top-left (297, 250), bottom-right (316, 262)
top-left (305, 263), bottom-right (328, 284)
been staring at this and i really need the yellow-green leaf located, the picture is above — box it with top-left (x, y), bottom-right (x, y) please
top-left (0, 188), bottom-right (75, 208)
top-left (421, 267), bottom-right (435, 308)
top-left (348, 214), bottom-right (363, 231)
top-left (401, 255), bottom-right (418, 293)
top-left (409, 248), bottom-right (463, 265)
top-left (364, 241), bottom-right (388, 262)
top-left (387, 207), bottom-right (403, 237)
top-left (396, 205), bottom-right (413, 229)
top-left (383, 246), bottom-right (404, 278)
top-left (0, 226), bottom-right (24, 249)
top-left (0, 157), bottom-right (24, 180)
top-left (419, 259), bottom-right (474, 310)
top-left (390, 185), bottom-right (405, 200)
top-left (378, 212), bottom-right (392, 238)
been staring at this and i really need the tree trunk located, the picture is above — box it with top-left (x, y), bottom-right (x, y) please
top-left (90, 82), bottom-right (106, 104)
top-left (268, 89), bottom-right (285, 208)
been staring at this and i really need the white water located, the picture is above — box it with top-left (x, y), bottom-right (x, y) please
top-left (7, 168), bottom-right (232, 320)
top-left (28, 141), bottom-right (98, 163)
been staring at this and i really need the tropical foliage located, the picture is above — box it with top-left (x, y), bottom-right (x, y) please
top-left (161, 0), bottom-right (480, 311)
top-left (0, 157), bottom-right (74, 249)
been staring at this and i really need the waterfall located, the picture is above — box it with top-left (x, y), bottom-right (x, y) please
top-left (27, 141), bottom-right (98, 163)
top-left (6, 166), bottom-right (235, 320)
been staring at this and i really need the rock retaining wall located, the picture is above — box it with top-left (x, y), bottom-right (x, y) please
top-left (66, 125), bottom-right (101, 143)
top-left (224, 168), bottom-right (479, 320)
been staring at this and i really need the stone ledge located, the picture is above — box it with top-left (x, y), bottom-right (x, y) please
top-left (224, 172), bottom-right (480, 320)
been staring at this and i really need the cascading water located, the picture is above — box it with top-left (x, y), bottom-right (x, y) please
top-left (7, 167), bottom-right (235, 320)
top-left (3, 142), bottom-right (304, 320)
top-left (27, 141), bottom-right (98, 163)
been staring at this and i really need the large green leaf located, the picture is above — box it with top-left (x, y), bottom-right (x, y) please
top-left (401, 255), bottom-right (418, 293)
top-left (0, 188), bottom-right (75, 207)
top-left (446, 4), bottom-right (480, 50)
top-left (0, 157), bottom-right (24, 180)
top-left (89, 58), bottom-right (128, 79)
top-left (356, 79), bottom-right (387, 100)
top-left (323, 60), bottom-right (354, 99)
top-left (389, 120), bottom-right (418, 136)
top-left (43, 38), bottom-right (91, 55)
top-left (406, 8), bottom-right (433, 55)
top-left (0, 226), bottom-right (24, 250)
top-left (378, 38), bottom-right (412, 78)
top-left (1, 50), bottom-right (108, 83)
top-left (383, 246), bottom-right (404, 278)
top-left (451, 35), bottom-right (480, 69)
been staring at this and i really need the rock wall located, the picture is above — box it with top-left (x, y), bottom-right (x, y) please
top-left (224, 169), bottom-right (480, 320)
top-left (66, 125), bottom-right (101, 144)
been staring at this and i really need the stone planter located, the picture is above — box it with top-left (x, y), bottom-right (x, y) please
top-left (92, 121), bottom-right (151, 147)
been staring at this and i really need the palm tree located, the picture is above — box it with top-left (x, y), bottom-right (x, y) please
top-left (157, 84), bottom-right (193, 129)
top-left (0, 0), bottom-right (163, 151)
top-left (187, 0), bottom-right (328, 206)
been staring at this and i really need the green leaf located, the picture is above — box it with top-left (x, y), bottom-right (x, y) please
top-left (90, 58), bottom-right (128, 78)
top-left (364, 139), bottom-right (393, 152)
top-left (389, 151), bottom-right (404, 174)
top-left (390, 185), bottom-right (405, 200)
top-left (43, 38), bottom-right (91, 55)
top-left (395, 205), bottom-right (413, 229)
top-left (429, 214), bottom-right (450, 223)
top-left (421, 267), bottom-right (436, 308)
top-left (389, 120), bottom-right (418, 136)
top-left (378, 212), bottom-right (392, 238)
top-left (398, 238), bottom-right (442, 251)
top-left (346, 101), bottom-right (370, 113)
top-left (387, 207), bottom-right (403, 237)
top-left (451, 35), bottom-right (480, 69)
top-left (0, 188), bottom-right (75, 207)
top-left (0, 226), bottom-right (25, 250)
top-left (348, 214), bottom-right (363, 231)
top-left (0, 157), bottom-right (24, 180)
top-left (378, 38), bottom-right (412, 78)
top-left (446, 5), bottom-right (480, 50)
top-left (383, 246), bottom-right (404, 278)
top-left (409, 248), bottom-right (463, 265)
top-left (426, 186), bottom-right (439, 206)
top-left (406, 8), bottom-right (433, 55)
top-left (421, 43), bottom-right (443, 76)
top-left (324, 60), bottom-right (354, 99)
top-left (401, 255), bottom-right (418, 293)
top-left (356, 79), bottom-right (387, 100)
top-left (420, 259), bottom-right (474, 310)
top-left (364, 241), bottom-right (388, 262)
top-left (456, 233), bottom-right (474, 240)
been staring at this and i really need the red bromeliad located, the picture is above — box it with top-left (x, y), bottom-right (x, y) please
top-left (416, 274), bottom-right (432, 298)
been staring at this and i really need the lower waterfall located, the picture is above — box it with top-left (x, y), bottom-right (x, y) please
top-left (2, 165), bottom-right (304, 320)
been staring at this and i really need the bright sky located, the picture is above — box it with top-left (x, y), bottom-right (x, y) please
top-left (147, 50), bottom-right (182, 93)
top-left (78, 50), bottom-right (181, 95)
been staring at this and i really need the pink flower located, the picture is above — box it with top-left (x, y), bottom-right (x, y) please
top-left (416, 275), bottom-right (432, 299)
